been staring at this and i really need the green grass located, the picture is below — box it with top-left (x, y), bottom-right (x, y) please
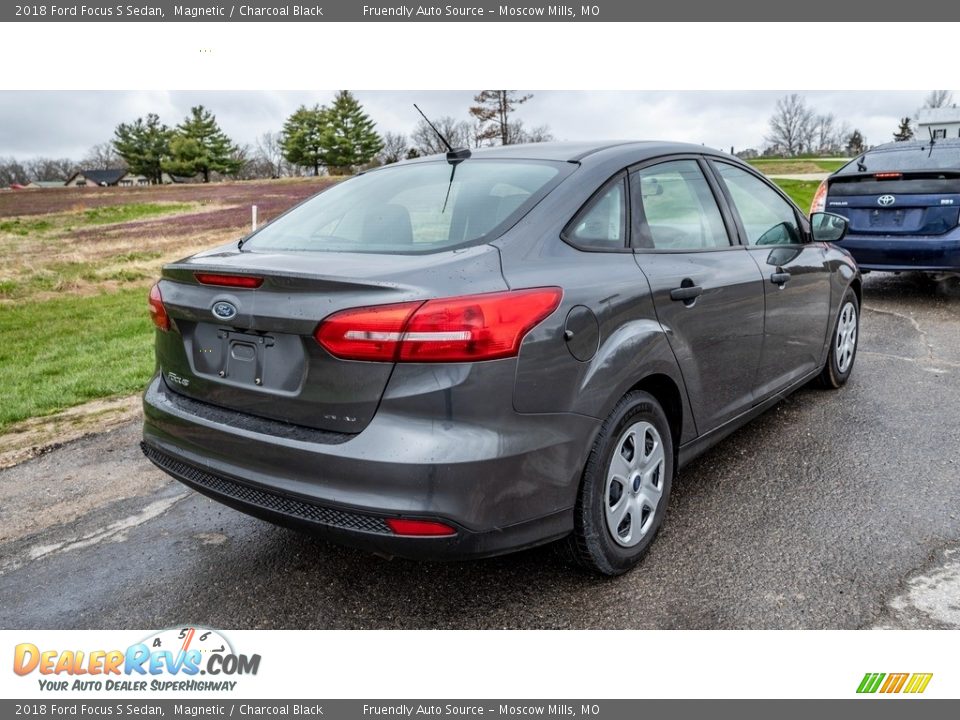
top-left (748, 158), bottom-right (847, 175)
top-left (81, 202), bottom-right (194, 225)
top-left (0, 288), bottom-right (155, 431)
top-left (771, 179), bottom-right (821, 211)
top-left (0, 218), bottom-right (53, 235)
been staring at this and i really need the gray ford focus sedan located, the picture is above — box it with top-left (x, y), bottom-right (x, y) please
top-left (142, 141), bottom-right (860, 575)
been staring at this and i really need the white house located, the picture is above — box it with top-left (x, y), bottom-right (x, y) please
top-left (916, 107), bottom-right (960, 140)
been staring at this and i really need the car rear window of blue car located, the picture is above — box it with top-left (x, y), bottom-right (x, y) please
top-left (837, 142), bottom-right (960, 174)
top-left (243, 159), bottom-right (566, 254)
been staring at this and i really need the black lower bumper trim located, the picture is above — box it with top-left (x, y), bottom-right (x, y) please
top-left (140, 441), bottom-right (391, 535)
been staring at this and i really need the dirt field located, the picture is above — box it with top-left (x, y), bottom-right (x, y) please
top-left (0, 177), bottom-right (338, 304)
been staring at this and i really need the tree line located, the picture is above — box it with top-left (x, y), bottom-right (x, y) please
top-left (761, 90), bottom-right (955, 158)
top-left (0, 90), bottom-right (553, 187)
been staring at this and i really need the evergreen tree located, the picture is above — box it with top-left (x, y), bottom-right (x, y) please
top-left (845, 129), bottom-right (867, 156)
top-left (893, 117), bottom-right (915, 142)
top-left (280, 104), bottom-right (329, 176)
top-left (113, 113), bottom-right (171, 184)
top-left (469, 90), bottom-right (533, 145)
top-left (318, 91), bottom-right (383, 173)
top-left (164, 106), bottom-right (241, 182)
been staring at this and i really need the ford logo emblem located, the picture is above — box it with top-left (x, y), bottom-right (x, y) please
top-left (878, 194), bottom-right (896, 207)
top-left (212, 301), bottom-right (238, 320)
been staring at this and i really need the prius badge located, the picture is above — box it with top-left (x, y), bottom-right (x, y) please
top-left (212, 301), bottom-right (238, 320)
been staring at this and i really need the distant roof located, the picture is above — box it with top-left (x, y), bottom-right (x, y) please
top-left (868, 138), bottom-right (960, 153)
top-left (30, 180), bottom-right (65, 188)
top-left (67, 168), bottom-right (128, 185)
top-left (917, 106), bottom-right (960, 124)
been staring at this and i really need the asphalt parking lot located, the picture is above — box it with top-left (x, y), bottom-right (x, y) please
top-left (1, 272), bottom-right (958, 630)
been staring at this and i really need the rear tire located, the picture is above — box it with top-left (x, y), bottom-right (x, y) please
top-left (565, 391), bottom-right (673, 576)
top-left (817, 287), bottom-right (859, 389)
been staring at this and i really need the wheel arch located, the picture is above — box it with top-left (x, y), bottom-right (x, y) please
top-left (850, 276), bottom-right (862, 306)
top-left (628, 373), bottom-right (684, 462)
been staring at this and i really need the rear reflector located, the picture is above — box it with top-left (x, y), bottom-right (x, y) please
top-left (148, 282), bottom-right (170, 331)
top-left (386, 518), bottom-right (457, 536)
top-left (194, 272), bottom-right (264, 289)
top-left (315, 288), bottom-right (562, 363)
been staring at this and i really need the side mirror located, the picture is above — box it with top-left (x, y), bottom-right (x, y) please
top-left (810, 212), bottom-right (848, 243)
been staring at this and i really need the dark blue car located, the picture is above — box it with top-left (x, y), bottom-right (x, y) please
top-left (811, 139), bottom-right (960, 275)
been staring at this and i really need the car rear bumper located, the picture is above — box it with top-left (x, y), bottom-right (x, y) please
top-left (141, 372), bottom-right (598, 559)
top-left (837, 231), bottom-right (960, 271)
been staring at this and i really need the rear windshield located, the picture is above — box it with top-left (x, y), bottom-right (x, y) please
top-left (837, 143), bottom-right (960, 175)
top-left (243, 159), bottom-right (566, 254)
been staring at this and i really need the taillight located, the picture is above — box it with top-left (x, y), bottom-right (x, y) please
top-left (874, 172), bottom-right (902, 180)
top-left (148, 283), bottom-right (170, 331)
top-left (386, 518), bottom-right (457, 536)
top-left (194, 272), bottom-right (263, 289)
top-left (315, 300), bottom-right (423, 362)
top-left (810, 179), bottom-right (828, 214)
top-left (315, 288), bottom-right (562, 363)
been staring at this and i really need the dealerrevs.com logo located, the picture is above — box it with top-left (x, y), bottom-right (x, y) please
top-left (13, 627), bottom-right (260, 692)
top-left (857, 672), bottom-right (933, 695)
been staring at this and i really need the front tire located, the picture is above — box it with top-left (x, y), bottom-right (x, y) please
top-left (565, 391), bottom-right (674, 576)
top-left (817, 287), bottom-right (859, 389)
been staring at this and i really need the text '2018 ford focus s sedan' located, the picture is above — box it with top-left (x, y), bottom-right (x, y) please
top-left (142, 141), bottom-right (860, 575)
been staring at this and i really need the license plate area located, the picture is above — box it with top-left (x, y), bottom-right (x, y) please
top-left (190, 323), bottom-right (305, 392)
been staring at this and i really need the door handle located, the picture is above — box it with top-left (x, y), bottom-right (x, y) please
top-left (770, 270), bottom-right (791, 286)
top-left (670, 284), bottom-right (703, 302)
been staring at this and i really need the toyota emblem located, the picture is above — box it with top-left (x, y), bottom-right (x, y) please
top-left (877, 194), bottom-right (896, 207)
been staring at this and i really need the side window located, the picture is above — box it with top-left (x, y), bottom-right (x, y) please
top-left (631, 160), bottom-right (731, 250)
top-left (565, 176), bottom-right (627, 250)
top-left (714, 162), bottom-right (802, 246)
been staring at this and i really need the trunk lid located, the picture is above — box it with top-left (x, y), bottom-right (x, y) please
top-left (826, 174), bottom-right (960, 236)
top-left (155, 244), bottom-right (505, 434)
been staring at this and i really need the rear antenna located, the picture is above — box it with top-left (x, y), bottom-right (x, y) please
top-left (413, 104), bottom-right (471, 165)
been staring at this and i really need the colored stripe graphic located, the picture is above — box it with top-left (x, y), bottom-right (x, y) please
top-left (857, 673), bottom-right (885, 693)
top-left (880, 673), bottom-right (909, 693)
top-left (904, 673), bottom-right (933, 694)
top-left (857, 672), bottom-right (932, 694)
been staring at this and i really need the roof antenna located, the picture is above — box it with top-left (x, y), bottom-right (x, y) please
top-left (413, 103), bottom-right (471, 165)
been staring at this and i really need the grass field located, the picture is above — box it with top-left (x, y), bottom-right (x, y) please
top-left (772, 179), bottom-right (821, 212)
top-left (747, 158), bottom-right (847, 175)
top-left (0, 178), bottom-right (336, 431)
top-left (0, 171), bottom-right (823, 433)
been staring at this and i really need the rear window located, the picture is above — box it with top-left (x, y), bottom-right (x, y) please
top-left (243, 160), bottom-right (565, 254)
top-left (837, 143), bottom-right (960, 174)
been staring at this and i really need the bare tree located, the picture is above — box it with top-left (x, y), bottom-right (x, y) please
top-left (377, 132), bottom-right (408, 165)
top-left (411, 116), bottom-right (472, 155)
top-left (507, 120), bottom-right (554, 144)
top-left (25, 157), bottom-right (78, 182)
top-left (766, 94), bottom-right (816, 156)
top-left (469, 90), bottom-right (533, 145)
top-left (810, 114), bottom-right (835, 155)
top-left (0, 157), bottom-right (29, 186)
top-left (923, 90), bottom-right (955, 109)
top-left (81, 141), bottom-right (126, 170)
top-left (254, 131), bottom-right (286, 177)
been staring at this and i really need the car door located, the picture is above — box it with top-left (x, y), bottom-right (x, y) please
top-left (630, 157), bottom-right (766, 434)
top-left (708, 161), bottom-right (833, 399)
